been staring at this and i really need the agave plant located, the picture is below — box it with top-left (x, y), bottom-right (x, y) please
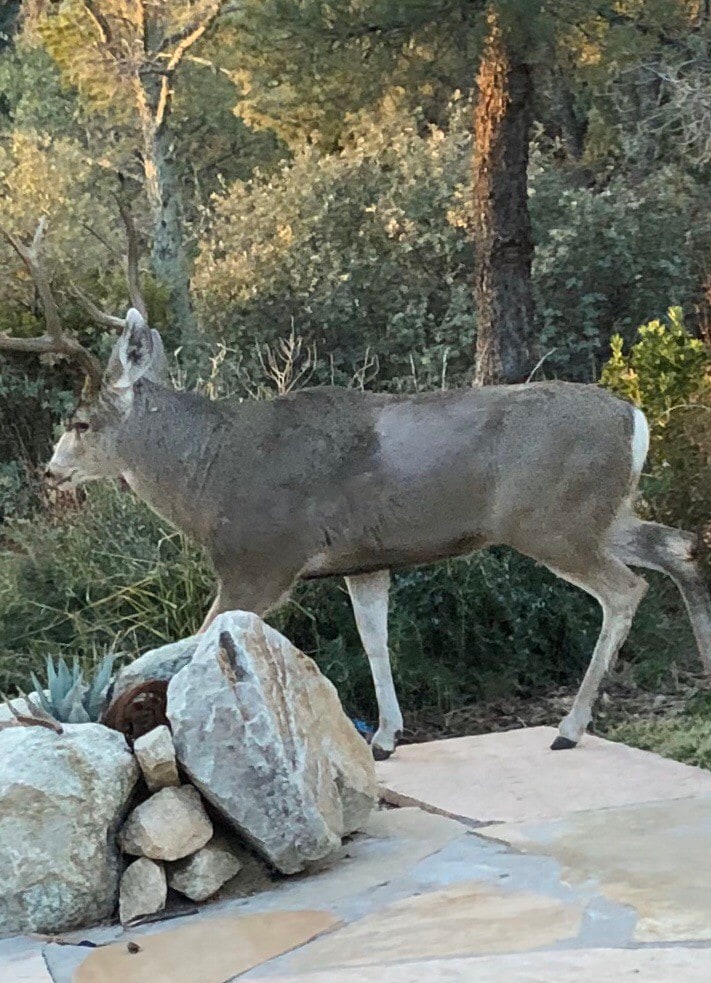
top-left (29, 654), bottom-right (115, 724)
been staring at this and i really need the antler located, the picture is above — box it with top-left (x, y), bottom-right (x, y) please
top-left (0, 218), bottom-right (104, 393)
top-left (71, 190), bottom-right (148, 329)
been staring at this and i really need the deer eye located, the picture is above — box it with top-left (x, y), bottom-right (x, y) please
top-left (73, 421), bottom-right (90, 434)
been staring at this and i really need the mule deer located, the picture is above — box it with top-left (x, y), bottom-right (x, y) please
top-left (3, 220), bottom-right (711, 758)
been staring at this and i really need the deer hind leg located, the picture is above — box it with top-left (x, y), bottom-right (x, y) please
top-left (609, 518), bottom-right (711, 673)
top-left (346, 570), bottom-right (403, 760)
top-left (547, 554), bottom-right (648, 750)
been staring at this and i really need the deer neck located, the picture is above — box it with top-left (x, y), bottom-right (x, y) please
top-left (115, 383), bottom-right (230, 544)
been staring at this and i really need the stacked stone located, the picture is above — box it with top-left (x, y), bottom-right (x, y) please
top-left (117, 726), bottom-right (244, 923)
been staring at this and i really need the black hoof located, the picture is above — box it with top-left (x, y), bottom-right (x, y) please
top-left (550, 735), bottom-right (578, 751)
top-left (372, 745), bottom-right (395, 761)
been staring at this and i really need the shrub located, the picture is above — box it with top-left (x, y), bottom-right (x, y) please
top-left (600, 307), bottom-right (711, 536)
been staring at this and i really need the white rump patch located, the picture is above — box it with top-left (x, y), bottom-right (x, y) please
top-left (631, 407), bottom-right (650, 478)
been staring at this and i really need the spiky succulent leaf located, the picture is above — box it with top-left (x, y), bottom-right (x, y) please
top-left (46, 656), bottom-right (64, 713)
top-left (83, 653), bottom-right (115, 721)
top-left (29, 674), bottom-right (55, 717)
top-left (56, 657), bottom-right (73, 696)
top-left (55, 675), bottom-right (89, 722)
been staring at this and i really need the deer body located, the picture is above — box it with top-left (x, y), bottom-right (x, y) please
top-left (115, 380), bottom-right (637, 591)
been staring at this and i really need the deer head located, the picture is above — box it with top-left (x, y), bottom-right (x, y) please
top-left (0, 208), bottom-right (166, 491)
top-left (46, 310), bottom-right (167, 489)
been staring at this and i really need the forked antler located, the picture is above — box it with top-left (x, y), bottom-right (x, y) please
top-left (71, 191), bottom-right (149, 329)
top-left (0, 218), bottom-right (104, 394)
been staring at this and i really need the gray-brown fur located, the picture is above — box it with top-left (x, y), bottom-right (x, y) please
top-left (45, 313), bottom-right (711, 757)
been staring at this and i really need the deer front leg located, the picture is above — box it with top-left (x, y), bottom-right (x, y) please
top-left (346, 570), bottom-right (403, 760)
top-left (198, 589), bottom-right (224, 634)
top-left (198, 574), bottom-right (295, 634)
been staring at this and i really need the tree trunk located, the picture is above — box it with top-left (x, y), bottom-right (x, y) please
top-left (472, 13), bottom-right (535, 385)
top-left (143, 123), bottom-right (199, 350)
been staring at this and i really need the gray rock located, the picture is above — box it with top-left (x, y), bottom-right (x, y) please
top-left (167, 612), bottom-right (377, 874)
top-left (0, 724), bottom-right (139, 935)
top-left (119, 857), bottom-right (167, 924)
top-left (118, 785), bottom-right (213, 861)
top-left (167, 838), bottom-right (243, 902)
top-left (110, 636), bottom-right (199, 704)
top-left (133, 725), bottom-right (180, 791)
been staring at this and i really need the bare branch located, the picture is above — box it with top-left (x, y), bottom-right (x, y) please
top-left (0, 221), bottom-right (104, 391)
top-left (153, 1), bottom-right (228, 130)
top-left (1, 695), bottom-right (63, 734)
top-left (2, 217), bottom-right (62, 343)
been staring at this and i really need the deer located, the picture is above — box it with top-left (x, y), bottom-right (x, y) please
top-left (2, 217), bottom-right (711, 760)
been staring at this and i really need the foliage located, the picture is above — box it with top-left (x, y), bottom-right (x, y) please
top-left (195, 94), bottom-right (476, 388)
top-left (531, 165), bottom-right (706, 380)
top-left (1, 0), bottom-right (711, 736)
top-left (601, 307), bottom-right (710, 422)
top-left (609, 713), bottom-right (711, 771)
top-left (601, 308), bottom-right (711, 535)
top-left (26, 652), bottom-right (114, 724)
top-left (0, 485), bottom-right (213, 694)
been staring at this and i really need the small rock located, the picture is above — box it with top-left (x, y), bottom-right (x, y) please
top-left (119, 785), bottom-right (212, 861)
top-left (119, 858), bottom-right (166, 924)
top-left (133, 725), bottom-right (180, 791)
top-left (167, 838), bottom-right (243, 902)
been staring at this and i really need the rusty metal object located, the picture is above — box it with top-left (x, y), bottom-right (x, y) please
top-left (101, 679), bottom-right (169, 745)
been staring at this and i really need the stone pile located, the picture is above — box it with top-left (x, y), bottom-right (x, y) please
top-left (0, 612), bottom-right (377, 935)
top-left (117, 726), bottom-right (248, 923)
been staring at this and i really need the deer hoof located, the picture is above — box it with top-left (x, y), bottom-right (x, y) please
top-left (550, 735), bottom-right (577, 751)
top-left (372, 745), bottom-right (394, 761)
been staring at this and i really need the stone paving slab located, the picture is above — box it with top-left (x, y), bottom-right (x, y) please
top-left (479, 794), bottom-right (711, 943)
top-left (276, 880), bottom-right (583, 972)
top-left (377, 727), bottom-right (711, 824)
top-left (255, 948), bottom-right (711, 982)
top-left (0, 937), bottom-right (53, 983)
top-left (72, 910), bottom-right (339, 983)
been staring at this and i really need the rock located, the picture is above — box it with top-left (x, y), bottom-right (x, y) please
top-left (0, 723), bottom-right (139, 935)
top-left (167, 612), bottom-right (377, 874)
top-left (133, 725), bottom-right (180, 791)
top-left (167, 838), bottom-right (243, 902)
top-left (119, 785), bottom-right (213, 861)
top-left (119, 858), bottom-right (167, 924)
top-left (109, 637), bottom-right (200, 704)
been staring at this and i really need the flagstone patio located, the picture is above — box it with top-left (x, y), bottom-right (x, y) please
top-left (5, 726), bottom-right (711, 982)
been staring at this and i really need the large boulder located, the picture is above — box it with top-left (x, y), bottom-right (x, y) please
top-left (0, 723), bottom-right (139, 935)
top-left (167, 612), bottom-right (377, 874)
top-left (109, 637), bottom-right (199, 703)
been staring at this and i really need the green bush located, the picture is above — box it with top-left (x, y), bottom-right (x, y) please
top-left (600, 307), bottom-right (711, 537)
top-left (531, 166), bottom-right (704, 381)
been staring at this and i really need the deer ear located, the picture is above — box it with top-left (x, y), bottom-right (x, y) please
top-left (145, 328), bottom-right (168, 384)
top-left (106, 309), bottom-right (154, 391)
